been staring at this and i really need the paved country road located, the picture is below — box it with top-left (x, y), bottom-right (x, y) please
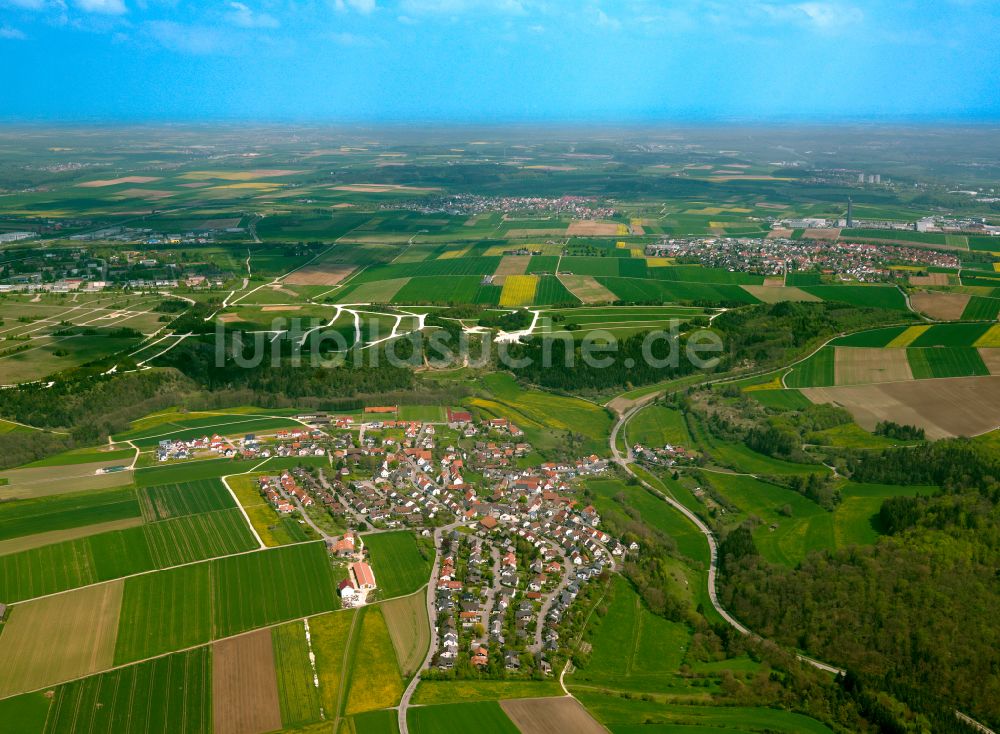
top-left (610, 398), bottom-right (846, 676)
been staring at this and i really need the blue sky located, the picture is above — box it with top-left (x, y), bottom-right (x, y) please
top-left (1, 0), bottom-right (998, 122)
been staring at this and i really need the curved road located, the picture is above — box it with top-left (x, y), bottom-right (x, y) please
top-left (610, 401), bottom-right (845, 676)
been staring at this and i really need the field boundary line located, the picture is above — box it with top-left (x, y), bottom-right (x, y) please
top-left (6, 537), bottom-right (325, 608)
top-left (332, 607), bottom-right (362, 731)
top-left (0, 572), bottom-right (438, 703)
top-left (0, 603), bottom-right (355, 703)
top-left (222, 467), bottom-right (266, 549)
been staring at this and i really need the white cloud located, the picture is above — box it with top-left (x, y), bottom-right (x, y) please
top-left (334, 0), bottom-right (376, 13)
top-left (329, 30), bottom-right (379, 45)
top-left (756, 1), bottom-right (863, 31)
top-left (0, 25), bottom-right (27, 38)
top-left (590, 7), bottom-right (620, 30)
top-left (227, 1), bottom-right (279, 28)
top-left (795, 2), bottom-right (863, 28)
top-left (74, 0), bottom-right (127, 14)
top-left (144, 19), bottom-right (228, 54)
top-left (397, 0), bottom-right (525, 15)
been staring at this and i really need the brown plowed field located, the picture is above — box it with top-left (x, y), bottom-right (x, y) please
top-left (500, 696), bottom-right (608, 734)
top-left (212, 629), bottom-right (282, 734)
top-left (742, 285), bottom-right (821, 303)
top-left (978, 348), bottom-right (1000, 374)
top-left (802, 375), bottom-right (1000, 439)
top-left (559, 275), bottom-right (617, 304)
top-left (492, 255), bottom-right (531, 285)
top-left (834, 347), bottom-right (913, 385)
top-left (909, 291), bottom-right (970, 320)
top-left (284, 267), bottom-right (355, 286)
top-left (567, 220), bottom-right (620, 236)
top-left (909, 273), bottom-right (950, 286)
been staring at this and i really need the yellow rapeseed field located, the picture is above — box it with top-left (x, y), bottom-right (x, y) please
top-left (887, 325), bottom-right (931, 348)
top-left (499, 275), bottom-right (538, 307)
top-left (974, 324), bottom-right (1000, 348)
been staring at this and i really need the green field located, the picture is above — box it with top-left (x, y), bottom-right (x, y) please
top-left (832, 326), bottom-right (908, 347)
top-left (133, 458), bottom-right (263, 487)
top-left (706, 473), bottom-right (933, 565)
top-left (784, 347), bottom-right (835, 388)
top-left (0, 537), bottom-right (98, 602)
top-left (806, 422), bottom-right (917, 449)
top-left (467, 372), bottom-right (613, 456)
top-left (834, 483), bottom-right (932, 547)
top-left (840, 228), bottom-right (948, 246)
top-left (0, 506), bottom-right (256, 602)
top-left (587, 478), bottom-right (709, 565)
top-left (142, 509), bottom-right (257, 567)
top-left (0, 486), bottom-right (140, 543)
top-left (408, 702), bottom-right (519, 734)
top-left (908, 322), bottom-right (992, 346)
top-left (44, 648), bottom-right (212, 734)
top-left (962, 296), bottom-right (1000, 320)
top-left (137, 479), bottom-right (237, 521)
top-left (114, 542), bottom-right (336, 663)
top-left (704, 473), bottom-right (831, 567)
top-left (785, 272), bottom-right (823, 286)
top-left (350, 709), bottom-right (401, 734)
top-left (397, 404), bottom-right (446, 422)
top-left (575, 690), bottom-right (835, 734)
top-left (361, 531), bottom-right (431, 598)
top-left (649, 265), bottom-right (765, 285)
top-left (906, 347), bottom-right (989, 379)
top-left (114, 562), bottom-right (215, 663)
top-left (688, 414), bottom-right (828, 477)
top-left (411, 679), bottom-right (565, 705)
top-left (570, 575), bottom-right (692, 693)
top-left (596, 277), bottom-right (760, 304)
top-left (0, 691), bottom-right (51, 734)
top-left (746, 388), bottom-right (813, 411)
top-left (272, 620), bottom-right (324, 728)
top-left (212, 542), bottom-right (337, 638)
top-left (626, 404), bottom-right (691, 447)
top-left (117, 415), bottom-right (300, 448)
top-left (800, 284), bottom-right (908, 310)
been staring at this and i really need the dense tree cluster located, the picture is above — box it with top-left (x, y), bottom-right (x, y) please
top-left (477, 308), bottom-right (533, 331)
top-left (508, 330), bottom-right (705, 392)
top-left (714, 301), bottom-right (915, 370)
top-left (155, 336), bottom-right (415, 397)
top-left (849, 439), bottom-right (999, 489)
top-left (874, 421), bottom-right (926, 441)
top-left (719, 441), bottom-right (1000, 731)
top-left (507, 301), bottom-right (909, 395)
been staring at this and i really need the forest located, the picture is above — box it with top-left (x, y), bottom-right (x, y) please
top-left (720, 441), bottom-right (1000, 732)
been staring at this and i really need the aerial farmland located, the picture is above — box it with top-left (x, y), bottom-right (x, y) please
top-left (0, 123), bottom-right (995, 734)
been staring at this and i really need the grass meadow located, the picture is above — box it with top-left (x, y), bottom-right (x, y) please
top-left (360, 531), bottom-right (431, 598)
top-left (408, 702), bottom-right (519, 734)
